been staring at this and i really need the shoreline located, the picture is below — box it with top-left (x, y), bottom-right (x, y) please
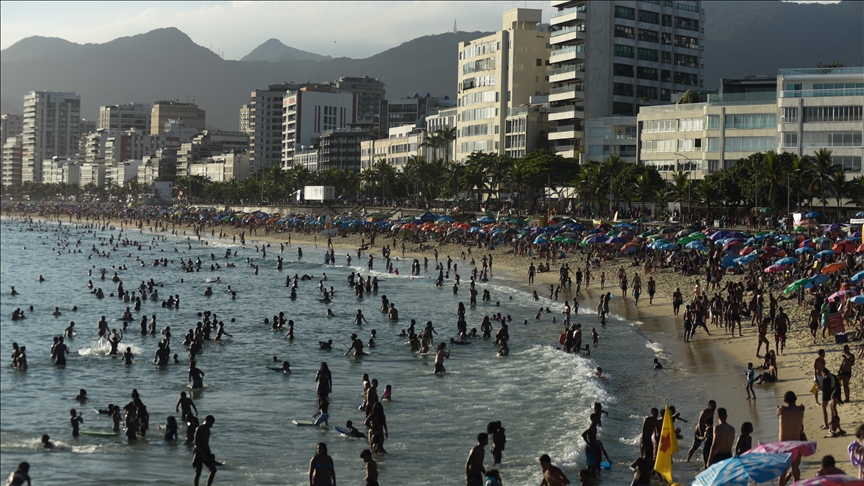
top-left (11, 213), bottom-right (862, 479)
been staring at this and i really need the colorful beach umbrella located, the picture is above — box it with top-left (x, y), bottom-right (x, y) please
top-left (790, 475), bottom-right (864, 486)
top-left (692, 453), bottom-right (792, 486)
top-left (764, 265), bottom-right (787, 273)
top-left (806, 211), bottom-right (820, 218)
top-left (784, 278), bottom-right (810, 294)
top-left (851, 295), bottom-right (864, 305)
top-left (833, 240), bottom-right (857, 253)
top-left (744, 441), bottom-right (817, 461)
top-left (822, 262), bottom-right (846, 274)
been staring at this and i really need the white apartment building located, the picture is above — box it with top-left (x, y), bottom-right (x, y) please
top-left (1, 114), bottom-right (23, 145)
top-left (21, 91), bottom-right (81, 182)
top-left (239, 104), bottom-right (252, 134)
top-left (1, 135), bottom-right (23, 186)
top-left (455, 8), bottom-right (550, 162)
top-left (107, 159), bottom-right (142, 187)
top-left (42, 157), bottom-right (82, 185)
top-left (360, 124), bottom-right (430, 171)
top-left (281, 88), bottom-right (356, 168)
top-left (636, 67), bottom-right (864, 178)
top-left (83, 129), bottom-right (110, 161)
top-left (549, 0), bottom-right (704, 157)
top-left (151, 101), bottom-right (205, 134)
top-left (79, 161), bottom-right (106, 188)
top-left (99, 102), bottom-right (152, 134)
top-left (249, 84), bottom-right (296, 173)
top-left (585, 116), bottom-right (638, 163)
top-left (188, 153), bottom-right (250, 182)
top-left (105, 129), bottom-right (180, 165)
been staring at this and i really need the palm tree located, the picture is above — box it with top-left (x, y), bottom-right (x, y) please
top-left (809, 148), bottom-right (838, 214)
top-left (486, 155), bottom-right (513, 202)
top-left (653, 186), bottom-right (670, 215)
top-left (789, 154), bottom-right (814, 211)
top-left (419, 132), bottom-right (443, 161)
top-left (759, 151), bottom-right (788, 211)
top-left (828, 168), bottom-right (852, 219)
top-left (436, 127), bottom-right (457, 164)
top-left (668, 169), bottom-right (691, 203)
top-left (461, 162), bottom-right (487, 206)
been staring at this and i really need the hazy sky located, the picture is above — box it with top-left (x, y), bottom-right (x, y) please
top-left (0, 1), bottom-right (555, 59)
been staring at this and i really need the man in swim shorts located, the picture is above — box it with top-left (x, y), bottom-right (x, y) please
top-left (192, 415), bottom-right (216, 486)
top-left (465, 433), bottom-right (487, 486)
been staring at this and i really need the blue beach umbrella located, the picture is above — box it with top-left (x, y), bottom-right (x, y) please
top-left (806, 274), bottom-right (830, 288)
top-left (795, 247), bottom-right (815, 254)
top-left (775, 257), bottom-right (797, 266)
top-left (806, 211), bottom-right (820, 218)
top-left (533, 236), bottom-right (548, 244)
top-left (815, 250), bottom-right (836, 259)
top-left (691, 453), bottom-right (792, 486)
top-left (851, 295), bottom-right (864, 305)
top-left (850, 270), bottom-right (864, 284)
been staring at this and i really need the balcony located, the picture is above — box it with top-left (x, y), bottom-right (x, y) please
top-left (551, 0), bottom-right (571, 7)
top-left (548, 124), bottom-right (580, 141)
top-left (550, 7), bottom-right (587, 26)
top-left (548, 104), bottom-right (585, 121)
top-left (549, 85), bottom-right (585, 102)
top-left (550, 46), bottom-right (585, 66)
top-left (550, 26), bottom-right (586, 45)
top-left (550, 64), bottom-right (586, 83)
top-left (554, 144), bottom-right (579, 158)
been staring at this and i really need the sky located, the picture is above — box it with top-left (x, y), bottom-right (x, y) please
top-left (0, 1), bottom-right (556, 60)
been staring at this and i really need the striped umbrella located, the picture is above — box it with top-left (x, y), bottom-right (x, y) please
top-left (790, 475), bottom-right (864, 485)
top-left (691, 453), bottom-right (792, 486)
top-left (743, 440), bottom-right (817, 461)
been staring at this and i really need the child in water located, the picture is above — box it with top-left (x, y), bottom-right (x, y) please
top-left (381, 385), bottom-right (392, 401)
top-left (164, 416), bottom-right (178, 441)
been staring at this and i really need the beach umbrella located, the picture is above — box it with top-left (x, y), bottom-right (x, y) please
top-left (744, 441), bottom-right (817, 461)
top-left (735, 253), bottom-right (759, 266)
top-left (815, 250), bottom-right (836, 259)
top-left (533, 236), bottom-right (548, 244)
top-left (586, 235), bottom-right (609, 244)
top-left (691, 453), bottom-right (792, 486)
top-left (822, 262), bottom-right (846, 274)
top-left (726, 232), bottom-right (748, 239)
top-left (790, 475), bottom-right (864, 486)
top-left (676, 229), bottom-right (693, 237)
top-left (658, 243), bottom-right (679, 251)
top-left (760, 207), bottom-right (774, 213)
top-left (828, 290), bottom-right (854, 302)
top-left (833, 240), bottom-right (857, 253)
top-left (857, 211), bottom-right (864, 217)
top-left (589, 228), bottom-right (605, 234)
top-left (562, 238), bottom-right (578, 244)
top-left (851, 295), bottom-right (864, 305)
top-left (724, 241), bottom-right (745, 252)
top-left (858, 244), bottom-right (864, 253)
top-left (764, 265), bottom-right (787, 273)
top-left (775, 257), bottom-right (797, 266)
top-left (739, 246), bottom-right (756, 256)
top-left (710, 230), bottom-right (730, 241)
top-left (806, 211), bottom-right (820, 218)
top-left (851, 270), bottom-right (864, 283)
top-left (686, 240), bottom-right (706, 249)
top-left (784, 278), bottom-right (811, 294)
top-left (823, 223), bottom-right (842, 233)
top-left (795, 246), bottom-right (815, 254)
top-left (807, 274), bottom-right (831, 288)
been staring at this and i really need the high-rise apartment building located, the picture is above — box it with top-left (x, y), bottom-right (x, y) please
top-left (21, 91), bottom-right (81, 182)
top-left (1, 135), bottom-right (23, 186)
top-left (150, 101), bottom-right (205, 134)
top-left (455, 9), bottom-right (550, 162)
top-left (379, 95), bottom-right (456, 136)
top-left (239, 104), bottom-right (252, 134)
top-left (330, 76), bottom-right (385, 123)
top-left (281, 87), bottom-right (356, 168)
top-left (248, 84), bottom-right (299, 174)
top-left (548, 0), bottom-right (704, 157)
top-left (1, 114), bottom-right (24, 145)
top-left (99, 102), bottom-right (152, 134)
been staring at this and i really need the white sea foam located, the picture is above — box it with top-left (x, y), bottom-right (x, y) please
top-left (77, 338), bottom-right (143, 357)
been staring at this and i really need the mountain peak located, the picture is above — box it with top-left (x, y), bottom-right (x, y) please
top-left (240, 39), bottom-right (332, 63)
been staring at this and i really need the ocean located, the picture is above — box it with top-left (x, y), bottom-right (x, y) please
top-left (0, 217), bottom-right (713, 485)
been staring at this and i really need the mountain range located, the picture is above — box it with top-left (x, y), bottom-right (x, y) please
top-left (1, 1), bottom-right (862, 130)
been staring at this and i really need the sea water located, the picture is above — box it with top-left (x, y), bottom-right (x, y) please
top-left (0, 218), bottom-right (711, 484)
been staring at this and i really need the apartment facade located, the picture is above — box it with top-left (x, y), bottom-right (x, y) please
top-left (360, 124), bottom-right (430, 171)
top-left (455, 8), bottom-right (550, 162)
top-left (239, 104), bottom-right (252, 134)
top-left (319, 129), bottom-right (373, 172)
top-left (150, 101), bottom-right (205, 134)
top-left (99, 102), bottom-right (152, 133)
top-left (1, 135), bottom-right (23, 186)
top-left (548, 0), bottom-right (704, 157)
top-left (636, 67), bottom-right (864, 179)
top-left (187, 153), bottom-right (250, 182)
top-left (585, 116), bottom-right (638, 163)
top-left (22, 91), bottom-right (81, 182)
top-left (379, 96), bottom-right (456, 136)
top-left (504, 104), bottom-right (552, 159)
top-left (249, 84), bottom-right (297, 174)
top-left (330, 76), bottom-right (385, 124)
top-left (281, 88), bottom-right (356, 168)
top-left (1, 114), bottom-right (23, 145)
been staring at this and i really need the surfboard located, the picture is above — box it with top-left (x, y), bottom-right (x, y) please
top-left (292, 420), bottom-right (318, 426)
top-left (80, 430), bottom-right (118, 437)
top-left (334, 426), bottom-right (352, 435)
top-left (93, 408), bottom-right (111, 415)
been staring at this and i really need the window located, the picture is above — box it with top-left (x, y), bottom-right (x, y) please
top-left (615, 25), bottom-right (635, 39)
top-left (781, 133), bottom-right (798, 147)
top-left (679, 159), bottom-right (702, 171)
top-left (675, 53), bottom-right (699, 68)
top-left (661, 33), bottom-right (673, 45)
top-left (661, 52), bottom-right (672, 65)
top-left (614, 44), bottom-right (634, 58)
top-left (782, 107), bottom-right (798, 123)
top-left (675, 72), bottom-right (699, 86)
top-left (613, 102), bottom-right (634, 116)
top-left (643, 120), bottom-right (676, 132)
top-left (833, 155), bottom-right (862, 172)
top-left (614, 63), bottom-right (635, 78)
top-left (661, 70), bottom-right (672, 82)
top-left (674, 35), bottom-right (699, 49)
top-left (642, 140), bottom-right (676, 152)
top-left (676, 3), bottom-right (700, 13)
top-left (707, 160), bottom-right (721, 173)
top-left (675, 17), bottom-right (699, 31)
top-left (637, 67), bottom-right (658, 81)
top-left (802, 131), bottom-right (863, 147)
top-left (613, 83), bottom-right (634, 97)
top-left (724, 137), bottom-right (775, 151)
top-left (637, 48), bottom-right (658, 62)
top-left (638, 10), bottom-right (660, 24)
top-left (678, 117), bottom-right (703, 131)
top-left (460, 90), bottom-right (497, 107)
top-left (645, 160), bottom-right (676, 171)
top-left (678, 137), bottom-right (703, 152)
top-left (615, 6), bottom-right (635, 20)
top-left (588, 127), bottom-right (613, 139)
top-left (662, 14), bottom-right (673, 27)
top-left (724, 114), bottom-right (777, 129)
top-left (803, 106), bottom-right (863, 123)
top-left (462, 57), bottom-right (496, 75)
top-left (639, 29), bottom-right (659, 43)
top-left (706, 115), bottom-right (720, 129)
top-left (637, 85), bottom-right (657, 100)
top-left (706, 137), bottom-right (720, 151)
top-left (660, 88), bottom-right (671, 101)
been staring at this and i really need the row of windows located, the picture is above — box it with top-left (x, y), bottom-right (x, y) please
top-left (679, 117), bottom-right (703, 131)
top-left (725, 114), bottom-right (777, 129)
top-left (833, 156), bottom-right (862, 172)
top-left (588, 145), bottom-right (638, 157)
top-left (460, 75), bottom-right (496, 92)
top-left (643, 120), bottom-right (677, 132)
top-left (587, 126), bottom-right (638, 139)
top-left (459, 123), bottom-right (496, 137)
top-left (725, 137), bottom-right (775, 152)
top-left (460, 107), bottom-right (498, 122)
top-left (642, 139), bottom-right (676, 152)
top-left (803, 106), bottom-right (863, 123)
top-left (459, 90), bottom-right (497, 107)
top-left (802, 131), bottom-right (862, 147)
top-left (460, 41), bottom-right (498, 60)
top-left (460, 140), bottom-right (494, 153)
top-left (462, 57), bottom-right (496, 75)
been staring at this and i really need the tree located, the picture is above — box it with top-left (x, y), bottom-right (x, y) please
top-left (828, 168), bottom-right (852, 219)
top-left (809, 148), bottom-right (838, 213)
top-left (435, 127), bottom-right (457, 164)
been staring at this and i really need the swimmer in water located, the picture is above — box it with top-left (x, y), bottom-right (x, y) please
top-left (42, 434), bottom-right (55, 449)
top-left (319, 340), bottom-right (333, 350)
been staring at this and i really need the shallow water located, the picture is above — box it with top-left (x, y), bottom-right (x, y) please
top-left (1, 218), bottom-right (711, 484)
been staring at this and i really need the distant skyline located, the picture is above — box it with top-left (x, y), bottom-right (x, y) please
top-left (0, 1), bottom-right (554, 60)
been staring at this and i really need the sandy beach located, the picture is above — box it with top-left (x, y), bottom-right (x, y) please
top-left (21, 211), bottom-right (864, 480)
